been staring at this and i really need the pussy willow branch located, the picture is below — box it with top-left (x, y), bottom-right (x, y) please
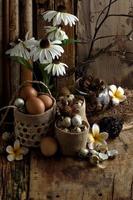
top-left (88, 0), bottom-right (112, 58)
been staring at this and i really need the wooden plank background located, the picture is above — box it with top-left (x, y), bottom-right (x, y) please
top-left (0, 0), bottom-right (133, 106)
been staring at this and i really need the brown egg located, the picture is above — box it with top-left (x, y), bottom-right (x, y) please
top-left (20, 86), bottom-right (37, 100)
top-left (38, 94), bottom-right (53, 110)
top-left (40, 137), bottom-right (58, 157)
top-left (26, 96), bottom-right (45, 114)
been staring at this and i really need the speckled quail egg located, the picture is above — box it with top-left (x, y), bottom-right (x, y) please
top-left (73, 127), bottom-right (81, 133)
top-left (62, 117), bottom-right (71, 128)
top-left (78, 148), bottom-right (89, 158)
top-left (72, 114), bottom-right (82, 127)
top-left (67, 94), bottom-right (75, 102)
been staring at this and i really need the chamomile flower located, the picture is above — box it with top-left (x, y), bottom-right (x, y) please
top-left (109, 85), bottom-right (126, 105)
top-left (45, 26), bottom-right (68, 41)
top-left (42, 6), bottom-right (79, 26)
top-left (30, 38), bottom-right (64, 63)
top-left (6, 140), bottom-right (29, 162)
top-left (88, 124), bottom-right (108, 150)
top-left (44, 58), bottom-right (68, 76)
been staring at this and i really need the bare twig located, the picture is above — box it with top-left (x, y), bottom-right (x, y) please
top-left (94, 34), bottom-right (126, 42)
top-left (96, 0), bottom-right (118, 28)
top-left (88, 0), bottom-right (112, 58)
top-left (108, 14), bottom-right (133, 18)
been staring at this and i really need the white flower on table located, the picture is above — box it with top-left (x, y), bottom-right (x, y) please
top-left (109, 85), bottom-right (126, 105)
top-left (88, 124), bottom-right (108, 150)
top-left (30, 38), bottom-right (64, 63)
top-left (6, 140), bottom-right (29, 162)
top-left (42, 7), bottom-right (79, 27)
top-left (44, 58), bottom-right (68, 76)
top-left (45, 26), bottom-right (68, 41)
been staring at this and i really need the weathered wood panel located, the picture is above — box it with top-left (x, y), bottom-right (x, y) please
top-left (19, 0), bottom-right (33, 82)
top-left (9, 0), bottom-right (20, 96)
top-left (2, 0), bottom-right (11, 105)
top-left (0, 0), bottom-right (2, 106)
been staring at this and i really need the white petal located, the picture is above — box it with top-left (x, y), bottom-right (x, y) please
top-left (6, 146), bottom-right (14, 154)
top-left (51, 40), bottom-right (62, 44)
top-left (119, 95), bottom-right (126, 102)
top-left (100, 132), bottom-right (109, 141)
top-left (44, 63), bottom-right (53, 74)
top-left (7, 154), bottom-right (15, 162)
top-left (42, 11), bottom-right (57, 22)
top-left (117, 86), bottom-right (124, 95)
top-left (109, 90), bottom-right (114, 97)
top-left (15, 154), bottom-right (23, 161)
top-left (92, 124), bottom-right (100, 135)
top-left (112, 97), bottom-right (120, 105)
top-left (14, 140), bottom-right (20, 150)
top-left (21, 147), bottom-right (29, 155)
top-left (109, 85), bottom-right (117, 93)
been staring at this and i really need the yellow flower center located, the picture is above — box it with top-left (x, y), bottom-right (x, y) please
top-left (14, 148), bottom-right (21, 156)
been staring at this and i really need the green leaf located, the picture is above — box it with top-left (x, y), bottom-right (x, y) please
top-left (62, 39), bottom-right (82, 46)
top-left (10, 56), bottom-right (33, 70)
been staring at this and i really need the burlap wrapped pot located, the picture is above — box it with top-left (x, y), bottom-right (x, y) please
top-left (55, 121), bottom-right (89, 156)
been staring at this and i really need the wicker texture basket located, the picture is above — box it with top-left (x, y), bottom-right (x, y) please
top-left (14, 81), bottom-right (56, 147)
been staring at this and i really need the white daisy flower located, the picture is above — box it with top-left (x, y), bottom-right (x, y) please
top-left (109, 85), bottom-right (126, 105)
top-left (6, 40), bottom-right (30, 60)
top-left (45, 26), bottom-right (68, 41)
top-left (6, 140), bottom-right (29, 162)
top-left (30, 38), bottom-right (64, 63)
top-left (44, 58), bottom-right (68, 76)
top-left (42, 6), bottom-right (79, 27)
top-left (5, 36), bottom-right (37, 60)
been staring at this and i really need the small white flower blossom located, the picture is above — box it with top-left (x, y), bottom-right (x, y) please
top-left (30, 38), bottom-right (64, 63)
top-left (6, 140), bottom-right (29, 162)
top-left (88, 124), bottom-right (108, 150)
top-left (44, 59), bottom-right (68, 76)
top-left (45, 26), bottom-right (68, 41)
top-left (42, 10), bottom-right (79, 27)
top-left (109, 85), bottom-right (126, 105)
top-left (5, 36), bottom-right (37, 60)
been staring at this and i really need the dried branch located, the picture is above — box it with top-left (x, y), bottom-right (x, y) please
top-left (96, 0), bottom-right (118, 28)
top-left (108, 14), bottom-right (133, 18)
top-left (88, 0), bottom-right (112, 58)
